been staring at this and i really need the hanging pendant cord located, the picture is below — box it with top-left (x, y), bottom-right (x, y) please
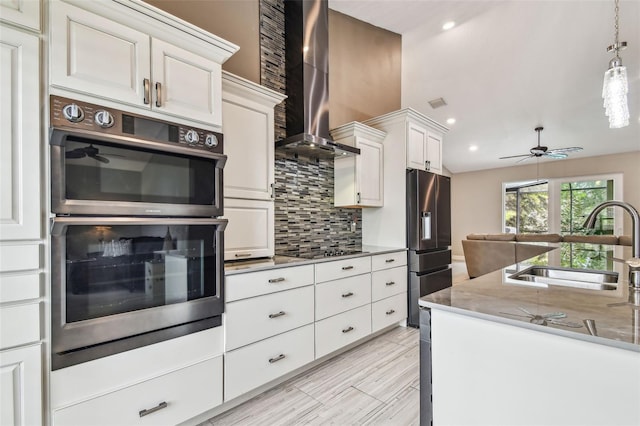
top-left (614, 0), bottom-right (619, 54)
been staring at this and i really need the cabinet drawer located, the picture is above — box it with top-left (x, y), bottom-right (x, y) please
top-left (315, 304), bottom-right (371, 359)
top-left (0, 302), bottom-right (40, 349)
top-left (315, 274), bottom-right (371, 320)
top-left (315, 256), bottom-right (371, 283)
top-left (372, 292), bottom-right (407, 333)
top-left (372, 266), bottom-right (407, 302)
top-left (225, 324), bottom-right (314, 402)
top-left (225, 264), bottom-right (314, 302)
top-left (53, 355), bottom-right (222, 426)
top-left (0, 272), bottom-right (41, 303)
top-left (0, 243), bottom-right (40, 272)
top-left (225, 286), bottom-right (314, 350)
top-left (371, 251), bottom-right (407, 271)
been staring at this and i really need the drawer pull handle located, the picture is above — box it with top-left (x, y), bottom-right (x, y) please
top-left (235, 253), bottom-right (251, 258)
top-left (342, 326), bottom-right (354, 333)
top-left (385, 281), bottom-right (396, 286)
top-left (268, 277), bottom-right (286, 283)
top-left (342, 266), bottom-right (354, 270)
top-left (268, 311), bottom-right (286, 319)
top-left (386, 309), bottom-right (396, 315)
top-left (385, 258), bottom-right (395, 263)
top-left (341, 292), bottom-right (354, 298)
top-left (139, 401), bottom-right (168, 418)
top-left (269, 354), bottom-right (286, 363)
top-left (155, 82), bottom-right (162, 107)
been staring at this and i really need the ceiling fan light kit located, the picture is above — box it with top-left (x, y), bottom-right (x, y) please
top-left (602, 0), bottom-right (629, 129)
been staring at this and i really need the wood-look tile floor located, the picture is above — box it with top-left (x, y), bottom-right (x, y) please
top-left (201, 326), bottom-right (419, 426)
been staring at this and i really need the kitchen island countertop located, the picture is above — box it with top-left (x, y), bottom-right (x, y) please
top-left (420, 242), bottom-right (639, 352)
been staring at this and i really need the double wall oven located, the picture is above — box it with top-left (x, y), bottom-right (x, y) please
top-left (49, 95), bottom-right (227, 370)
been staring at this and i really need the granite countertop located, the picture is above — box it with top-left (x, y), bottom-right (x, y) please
top-left (224, 245), bottom-right (407, 275)
top-left (420, 242), bottom-right (640, 352)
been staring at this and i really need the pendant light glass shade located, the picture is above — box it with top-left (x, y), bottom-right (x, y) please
top-left (602, 65), bottom-right (629, 128)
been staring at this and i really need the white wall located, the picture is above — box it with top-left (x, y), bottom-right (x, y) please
top-left (451, 152), bottom-right (640, 256)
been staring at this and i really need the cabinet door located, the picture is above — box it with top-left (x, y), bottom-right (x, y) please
top-left (356, 137), bottom-right (383, 207)
top-left (0, 344), bottom-right (42, 426)
top-left (406, 121), bottom-right (427, 170)
top-left (426, 132), bottom-right (442, 174)
top-left (224, 198), bottom-right (274, 260)
top-left (152, 38), bottom-right (222, 127)
top-left (223, 95), bottom-right (274, 200)
top-left (0, 26), bottom-right (40, 241)
top-left (0, 0), bottom-right (40, 31)
top-left (49, 0), bottom-right (150, 107)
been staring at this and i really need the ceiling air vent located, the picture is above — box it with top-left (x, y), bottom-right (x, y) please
top-left (428, 97), bottom-right (447, 109)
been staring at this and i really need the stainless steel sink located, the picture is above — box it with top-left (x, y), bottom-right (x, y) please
top-left (508, 266), bottom-right (618, 291)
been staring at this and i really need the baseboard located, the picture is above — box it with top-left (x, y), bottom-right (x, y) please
top-left (452, 254), bottom-right (465, 262)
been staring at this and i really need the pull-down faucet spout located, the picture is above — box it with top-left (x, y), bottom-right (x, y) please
top-left (583, 201), bottom-right (640, 288)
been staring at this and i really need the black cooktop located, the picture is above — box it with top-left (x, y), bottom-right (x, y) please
top-left (302, 249), bottom-right (367, 259)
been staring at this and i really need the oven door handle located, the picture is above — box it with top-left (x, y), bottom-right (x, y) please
top-left (51, 217), bottom-right (228, 236)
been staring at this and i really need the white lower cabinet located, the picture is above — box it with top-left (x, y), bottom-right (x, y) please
top-left (0, 344), bottom-right (42, 426)
top-left (315, 273), bottom-right (371, 321)
top-left (225, 324), bottom-right (314, 401)
top-left (371, 265), bottom-right (407, 302)
top-left (53, 355), bottom-right (222, 425)
top-left (315, 304), bottom-right (372, 359)
top-left (372, 292), bottom-right (407, 333)
top-left (225, 285), bottom-right (314, 351)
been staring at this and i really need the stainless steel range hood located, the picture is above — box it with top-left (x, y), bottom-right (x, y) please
top-left (276, 0), bottom-right (360, 158)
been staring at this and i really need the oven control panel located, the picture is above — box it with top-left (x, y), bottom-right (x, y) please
top-left (50, 95), bottom-right (223, 154)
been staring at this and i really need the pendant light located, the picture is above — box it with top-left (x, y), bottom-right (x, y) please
top-left (602, 0), bottom-right (629, 128)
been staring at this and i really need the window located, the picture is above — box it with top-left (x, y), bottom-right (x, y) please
top-left (504, 181), bottom-right (548, 234)
top-left (503, 173), bottom-right (623, 270)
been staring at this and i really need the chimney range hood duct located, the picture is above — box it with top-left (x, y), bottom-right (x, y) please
top-left (276, 0), bottom-right (360, 158)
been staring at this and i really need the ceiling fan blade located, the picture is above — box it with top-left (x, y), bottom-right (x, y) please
top-left (545, 152), bottom-right (568, 159)
top-left (547, 146), bottom-right (583, 154)
top-left (499, 153), bottom-right (532, 159)
top-left (516, 155), bottom-right (534, 163)
top-left (90, 154), bottom-right (110, 164)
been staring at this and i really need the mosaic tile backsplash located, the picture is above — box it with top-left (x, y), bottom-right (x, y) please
top-left (260, 0), bottom-right (362, 258)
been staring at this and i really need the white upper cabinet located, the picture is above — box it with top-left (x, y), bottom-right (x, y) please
top-left (49, 0), bottom-right (238, 128)
top-left (0, 0), bottom-right (40, 31)
top-left (332, 122), bottom-right (386, 208)
top-left (406, 121), bottom-right (443, 174)
top-left (222, 72), bottom-right (286, 200)
top-left (0, 24), bottom-right (40, 241)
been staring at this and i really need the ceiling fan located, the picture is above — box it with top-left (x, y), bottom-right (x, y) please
top-left (65, 144), bottom-right (123, 164)
top-left (499, 127), bottom-right (583, 163)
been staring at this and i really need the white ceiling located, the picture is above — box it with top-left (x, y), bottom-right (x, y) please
top-left (329, 0), bottom-right (640, 173)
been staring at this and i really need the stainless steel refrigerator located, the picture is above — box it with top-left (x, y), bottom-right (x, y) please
top-left (407, 169), bottom-right (452, 327)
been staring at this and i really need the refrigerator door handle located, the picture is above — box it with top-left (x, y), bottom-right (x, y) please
top-left (421, 212), bottom-right (432, 240)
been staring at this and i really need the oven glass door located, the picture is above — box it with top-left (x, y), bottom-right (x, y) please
top-left (51, 130), bottom-right (225, 217)
top-left (51, 217), bottom-right (226, 368)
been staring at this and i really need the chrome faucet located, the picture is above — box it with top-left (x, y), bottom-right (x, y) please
top-left (583, 201), bottom-right (640, 288)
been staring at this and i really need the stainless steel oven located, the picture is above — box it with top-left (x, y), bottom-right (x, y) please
top-left (50, 217), bottom-right (226, 370)
top-left (49, 95), bottom-right (228, 370)
top-left (50, 95), bottom-right (225, 217)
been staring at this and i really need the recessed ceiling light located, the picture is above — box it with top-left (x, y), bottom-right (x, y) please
top-left (446, 118), bottom-right (456, 125)
top-left (442, 21), bottom-right (456, 31)
top-left (469, 145), bottom-right (478, 152)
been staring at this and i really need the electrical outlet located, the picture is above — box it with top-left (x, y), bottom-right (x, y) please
top-left (351, 221), bottom-right (356, 232)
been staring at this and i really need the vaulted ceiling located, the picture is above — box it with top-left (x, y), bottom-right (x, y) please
top-left (329, 0), bottom-right (640, 173)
